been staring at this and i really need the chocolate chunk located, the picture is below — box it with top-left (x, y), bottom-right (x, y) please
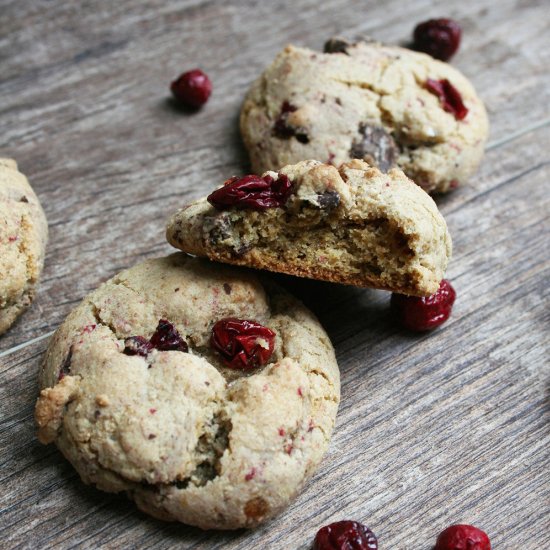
top-left (208, 214), bottom-right (232, 245)
top-left (317, 191), bottom-right (340, 210)
top-left (350, 124), bottom-right (398, 172)
top-left (324, 38), bottom-right (352, 54)
top-left (58, 346), bottom-right (73, 381)
top-left (272, 101), bottom-right (309, 143)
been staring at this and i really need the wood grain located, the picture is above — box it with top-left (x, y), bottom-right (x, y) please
top-left (1, 0), bottom-right (549, 548)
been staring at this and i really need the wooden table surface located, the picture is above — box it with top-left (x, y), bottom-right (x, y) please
top-left (1, 0), bottom-right (549, 548)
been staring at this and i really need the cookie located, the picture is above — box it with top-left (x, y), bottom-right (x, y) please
top-left (0, 158), bottom-right (48, 335)
top-left (166, 160), bottom-right (452, 296)
top-left (240, 39), bottom-right (489, 193)
top-left (35, 253), bottom-right (340, 529)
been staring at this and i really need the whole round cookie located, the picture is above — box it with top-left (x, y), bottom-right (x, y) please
top-left (35, 253), bottom-right (340, 529)
top-left (0, 158), bottom-right (48, 335)
top-left (240, 39), bottom-right (489, 193)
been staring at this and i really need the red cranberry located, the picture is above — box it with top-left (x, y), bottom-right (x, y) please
top-left (124, 319), bottom-right (188, 356)
top-left (149, 319), bottom-right (189, 352)
top-left (391, 279), bottom-right (456, 331)
top-left (207, 173), bottom-right (294, 211)
top-left (314, 520), bottom-right (378, 550)
top-left (170, 69), bottom-right (212, 108)
top-left (435, 524), bottom-right (491, 550)
top-left (211, 318), bottom-right (275, 369)
top-left (123, 336), bottom-right (154, 357)
top-left (425, 79), bottom-right (468, 120)
top-left (413, 18), bottom-right (462, 61)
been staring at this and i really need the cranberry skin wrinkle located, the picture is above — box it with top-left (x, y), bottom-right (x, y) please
top-left (313, 520), bottom-right (378, 550)
top-left (435, 524), bottom-right (491, 550)
top-left (170, 69), bottom-right (212, 108)
top-left (413, 18), bottom-right (462, 61)
top-left (211, 318), bottom-right (276, 369)
top-left (391, 279), bottom-right (456, 331)
top-left (207, 174), bottom-right (294, 211)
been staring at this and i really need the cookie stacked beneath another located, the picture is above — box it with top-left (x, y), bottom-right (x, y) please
top-left (0, 158), bottom-right (48, 335)
top-left (240, 39), bottom-right (489, 193)
top-left (167, 159), bottom-right (452, 296)
top-left (35, 253), bottom-right (340, 530)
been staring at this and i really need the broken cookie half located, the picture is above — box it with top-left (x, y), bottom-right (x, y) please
top-left (167, 160), bottom-right (452, 297)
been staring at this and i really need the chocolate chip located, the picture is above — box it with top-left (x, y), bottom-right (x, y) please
top-left (58, 346), bottom-right (73, 381)
top-left (324, 38), bottom-right (352, 54)
top-left (208, 215), bottom-right (232, 245)
top-left (223, 283), bottom-right (231, 295)
top-left (272, 101), bottom-right (309, 143)
top-left (234, 244), bottom-right (252, 257)
top-left (19, 196), bottom-right (29, 203)
top-left (350, 124), bottom-right (398, 172)
top-left (317, 191), bottom-right (340, 210)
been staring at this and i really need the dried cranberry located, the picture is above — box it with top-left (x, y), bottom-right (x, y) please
top-left (391, 279), bottom-right (456, 331)
top-left (314, 520), bottom-right (378, 550)
top-left (149, 319), bottom-right (189, 352)
top-left (435, 524), bottom-right (491, 550)
top-left (123, 319), bottom-right (188, 356)
top-left (413, 18), bottom-right (461, 61)
top-left (425, 79), bottom-right (468, 120)
top-left (123, 336), bottom-right (153, 357)
top-left (170, 69), bottom-right (212, 108)
top-left (211, 318), bottom-right (275, 369)
top-left (207, 174), bottom-right (294, 211)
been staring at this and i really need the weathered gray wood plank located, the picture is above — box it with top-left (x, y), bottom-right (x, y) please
top-left (1, 0), bottom-right (549, 548)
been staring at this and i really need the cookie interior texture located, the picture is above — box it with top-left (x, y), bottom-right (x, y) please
top-left (35, 253), bottom-right (340, 529)
top-left (166, 160), bottom-right (452, 297)
top-left (0, 158), bottom-right (48, 335)
top-left (240, 40), bottom-right (489, 193)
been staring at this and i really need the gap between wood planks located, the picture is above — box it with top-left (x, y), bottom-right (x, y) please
top-left (1, 117), bottom-right (549, 361)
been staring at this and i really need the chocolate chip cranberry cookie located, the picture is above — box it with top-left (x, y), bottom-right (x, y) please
top-left (166, 160), bottom-right (451, 296)
top-left (35, 253), bottom-right (340, 529)
top-left (0, 158), bottom-right (48, 335)
top-left (240, 39), bottom-right (489, 193)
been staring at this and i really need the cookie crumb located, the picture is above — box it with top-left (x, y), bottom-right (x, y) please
top-left (95, 395), bottom-right (110, 407)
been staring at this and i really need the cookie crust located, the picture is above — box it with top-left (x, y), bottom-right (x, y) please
top-left (0, 159), bottom-right (48, 335)
top-left (240, 41), bottom-right (489, 193)
top-left (35, 254), bottom-right (340, 529)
